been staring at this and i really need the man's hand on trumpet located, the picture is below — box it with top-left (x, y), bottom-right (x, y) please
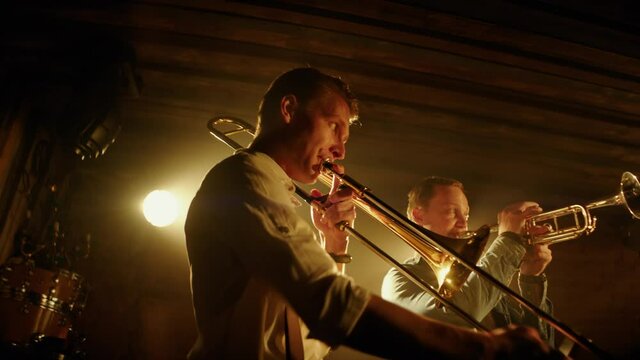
top-left (497, 201), bottom-right (553, 276)
top-left (497, 201), bottom-right (543, 235)
top-left (521, 244), bottom-right (553, 276)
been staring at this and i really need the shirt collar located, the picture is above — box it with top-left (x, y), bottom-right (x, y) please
top-left (246, 150), bottom-right (301, 206)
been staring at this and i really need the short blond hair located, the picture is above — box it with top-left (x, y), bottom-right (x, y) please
top-left (256, 67), bottom-right (359, 136)
top-left (406, 176), bottom-right (464, 219)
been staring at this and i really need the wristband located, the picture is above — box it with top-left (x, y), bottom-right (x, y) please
top-left (519, 272), bottom-right (547, 284)
top-left (329, 253), bottom-right (352, 264)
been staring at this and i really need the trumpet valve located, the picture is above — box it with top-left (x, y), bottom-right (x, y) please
top-left (586, 215), bottom-right (597, 235)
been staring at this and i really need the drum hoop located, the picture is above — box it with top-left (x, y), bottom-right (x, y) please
top-left (1, 287), bottom-right (83, 316)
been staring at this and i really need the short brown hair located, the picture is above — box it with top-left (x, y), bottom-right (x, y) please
top-left (256, 67), bottom-right (359, 135)
top-left (406, 176), bottom-right (464, 219)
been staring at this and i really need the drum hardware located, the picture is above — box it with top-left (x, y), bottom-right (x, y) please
top-left (0, 258), bottom-right (87, 344)
top-left (1, 146), bottom-right (92, 359)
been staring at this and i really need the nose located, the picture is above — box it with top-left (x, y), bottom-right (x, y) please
top-left (330, 142), bottom-right (346, 160)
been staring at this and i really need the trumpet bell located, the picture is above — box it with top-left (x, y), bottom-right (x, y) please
top-left (621, 171), bottom-right (640, 219)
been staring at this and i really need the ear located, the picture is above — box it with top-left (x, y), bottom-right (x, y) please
top-left (280, 95), bottom-right (298, 124)
top-left (411, 207), bottom-right (425, 225)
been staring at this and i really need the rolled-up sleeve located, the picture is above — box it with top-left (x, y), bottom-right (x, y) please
top-left (382, 232), bottom-right (525, 327)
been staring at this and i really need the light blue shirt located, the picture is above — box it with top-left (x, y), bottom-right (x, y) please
top-left (381, 231), bottom-right (553, 345)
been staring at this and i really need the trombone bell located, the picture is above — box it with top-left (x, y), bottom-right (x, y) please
top-left (438, 225), bottom-right (492, 300)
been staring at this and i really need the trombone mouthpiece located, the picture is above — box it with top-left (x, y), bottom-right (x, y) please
top-left (321, 161), bottom-right (339, 179)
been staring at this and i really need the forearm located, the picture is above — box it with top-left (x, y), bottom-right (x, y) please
top-left (465, 232), bottom-right (526, 307)
top-left (319, 231), bottom-right (349, 274)
top-left (518, 274), bottom-right (555, 345)
top-left (422, 233), bottom-right (525, 322)
top-left (344, 295), bottom-right (486, 359)
top-left (386, 283), bottom-right (487, 328)
top-left (382, 232), bottom-right (526, 328)
top-left (382, 263), bottom-right (505, 327)
top-left (518, 273), bottom-right (548, 307)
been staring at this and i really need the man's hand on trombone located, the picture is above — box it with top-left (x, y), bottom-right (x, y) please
top-left (487, 324), bottom-right (568, 360)
top-left (309, 164), bottom-right (356, 258)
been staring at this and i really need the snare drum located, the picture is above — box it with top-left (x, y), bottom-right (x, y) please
top-left (0, 259), bottom-right (87, 343)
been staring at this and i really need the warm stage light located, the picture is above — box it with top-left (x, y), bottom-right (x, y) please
top-left (143, 190), bottom-right (179, 227)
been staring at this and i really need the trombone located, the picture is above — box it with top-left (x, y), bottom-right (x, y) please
top-left (207, 116), bottom-right (617, 359)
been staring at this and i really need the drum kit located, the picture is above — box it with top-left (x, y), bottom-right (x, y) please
top-left (0, 65), bottom-right (122, 358)
top-left (0, 231), bottom-right (90, 359)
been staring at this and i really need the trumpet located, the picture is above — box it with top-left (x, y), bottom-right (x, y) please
top-left (207, 115), bottom-right (612, 358)
top-left (463, 172), bottom-right (640, 245)
top-left (526, 171), bottom-right (640, 244)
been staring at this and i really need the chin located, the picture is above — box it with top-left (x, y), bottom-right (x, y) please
top-left (307, 173), bottom-right (321, 184)
top-left (295, 172), bottom-right (319, 185)
top-left (448, 231), bottom-right (462, 238)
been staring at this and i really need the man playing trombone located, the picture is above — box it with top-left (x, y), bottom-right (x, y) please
top-left (186, 67), bottom-right (562, 359)
top-left (382, 176), bottom-right (555, 345)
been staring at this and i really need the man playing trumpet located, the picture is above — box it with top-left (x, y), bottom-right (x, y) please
top-left (382, 176), bottom-right (554, 345)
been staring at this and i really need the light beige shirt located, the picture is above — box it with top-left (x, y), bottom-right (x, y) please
top-left (185, 151), bottom-right (369, 360)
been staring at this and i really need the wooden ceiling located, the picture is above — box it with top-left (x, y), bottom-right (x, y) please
top-left (4, 1), bottom-right (640, 359)
top-left (7, 1), bottom-right (639, 202)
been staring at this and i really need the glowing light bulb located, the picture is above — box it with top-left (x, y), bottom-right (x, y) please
top-left (143, 190), bottom-right (178, 227)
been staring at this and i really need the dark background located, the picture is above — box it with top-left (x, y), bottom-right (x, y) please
top-left (1, 1), bottom-right (639, 359)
